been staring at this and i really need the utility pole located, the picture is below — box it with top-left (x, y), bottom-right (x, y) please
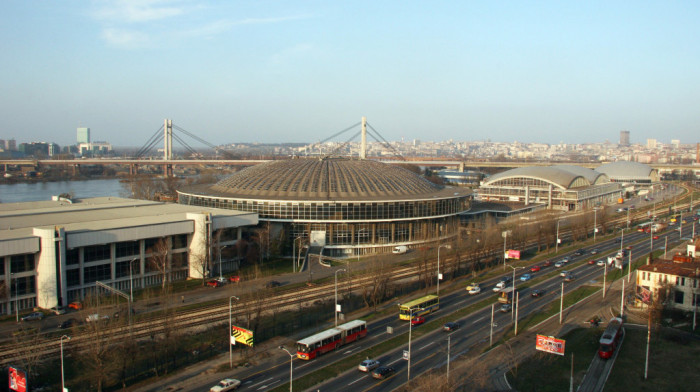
top-left (603, 261), bottom-right (607, 298)
top-left (621, 280), bottom-right (625, 317)
top-left (490, 303), bottom-right (495, 347)
top-left (514, 291), bottom-right (520, 336)
top-left (446, 336), bottom-right (451, 381)
top-left (560, 282), bottom-right (565, 324)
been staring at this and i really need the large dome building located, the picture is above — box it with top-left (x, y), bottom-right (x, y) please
top-left (178, 157), bottom-right (472, 257)
top-left (596, 161), bottom-right (659, 184)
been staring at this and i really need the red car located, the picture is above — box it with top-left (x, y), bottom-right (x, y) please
top-left (411, 316), bottom-right (426, 326)
top-left (206, 280), bottom-right (223, 288)
top-left (543, 261), bottom-right (552, 267)
top-left (588, 259), bottom-right (596, 265)
top-left (653, 235), bottom-right (660, 240)
top-left (229, 275), bottom-right (241, 283)
top-left (530, 265), bottom-right (541, 272)
top-left (68, 301), bottom-right (83, 310)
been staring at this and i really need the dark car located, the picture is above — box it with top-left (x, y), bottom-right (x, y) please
top-left (499, 304), bottom-right (512, 313)
top-left (443, 322), bottom-right (461, 332)
top-left (372, 366), bottom-right (396, 380)
top-left (265, 280), bottom-right (282, 289)
top-left (531, 289), bottom-right (546, 298)
top-left (59, 318), bottom-right (79, 329)
top-left (573, 250), bottom-right (584, 256)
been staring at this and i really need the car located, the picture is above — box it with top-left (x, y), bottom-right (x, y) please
top-left (443, 322), bottom-right (461, 332)
top-left (629, 205), bottom-right (635, 209)
top-left (564, 274), bottom-right (575, 282)
top-left (466, 282), bottom-right (479, 291)
top-left (562, 257), bottom-right (571, 263)
top-left (499, 276), bottom-right (512, 284)
top-left (468, 286), bottom-right (481, 295)
top-left (530, 265), bottom-right (541, 272)
top-left (265, 280), bottom-right (282, 288)
top-left (494, 281), bottom-right (508, 291)
top-left (411, 316), bottom-right (426, 326)
top-left (209, 378), bottom-right (241, 392)
top-left (560, 270), bottom-right (569, 277)
top-left (372, 366), bottom-right (396, 380)
top-left (206, 280), bottom-right (223, 288)
top-left (50, 306), bottom-right (66, 315)
top-left (68, 301), bottom-right (83, 310)
top-left (637, 227), bottom-right (645, 232)
top-left (543, 260), bottom-right (552, 267)
top-left (554, 261), bottom-right (565, 268)
top-left (21, 312), bottom-right (43, 322)
top-left (531, 289), bottom-right (546, 298)
top-left (358, 359), bottom-right (380, 372)
top-left (59, 318), bottom-right (79, 329)
top-left (228, 275), bottom-right (241, 283)
top-left (653, 235), bottom-right (660, 240)
top-left (596, 259), bottom-right (606, 266)
top-left (616, 208), bottom-right (625, 213)
top-left (573, 250), bottom-right (584, 256)
top-left (214, 277), bottom-right (227, 284)
top-left (85, 313), bottom-right (109, 323)
top-left (499, 304), bottom-right (512, 313)
top-left (588, 259), bottom-right (596, 265)
top-left (520, 274), bottom-right (532, 281)
top-left (590, 249), bottom-right (599, 255)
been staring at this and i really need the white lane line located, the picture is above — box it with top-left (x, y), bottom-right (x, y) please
top-left (297, 362), bottom-right (314, 369)
top-left (419, 342), bottom-right (434, 350)
top-left (250, 377), bottom-right (273, 389)
top-left (472, 316), bottom-right (484, 324)
top-left (387, 357), bottom-right (402, 365)
top-left (348, 375), bottom-right (368, 386)
top-left (256, 379), bottom-right (280, 390)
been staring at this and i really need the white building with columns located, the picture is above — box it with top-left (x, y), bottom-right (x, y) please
top-left (0, 197), bottom-right (257, 315)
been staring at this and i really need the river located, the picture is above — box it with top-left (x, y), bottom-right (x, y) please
top-left (0, 178), bottom-right (129, 203)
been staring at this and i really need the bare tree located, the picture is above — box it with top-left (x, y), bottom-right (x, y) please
top-left (147, 238), bottom-right (170, 291)
top-left (11, 327), bottom-right (44, 382)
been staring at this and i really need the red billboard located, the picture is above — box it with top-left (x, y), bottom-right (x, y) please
top-left (535, 334), bottom-right (565, 356)
top-left (506, 250), bottom-right (521, 260)
top-left (8, 366), bottom-right (27, 392)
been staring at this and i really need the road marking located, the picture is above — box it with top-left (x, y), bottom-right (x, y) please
top-left (472, 316), bottom-right (484, 324)
top-left (388, 357), bottom-right (402, 365)
top-left (250, 377), bottom-right (273, 388)
top-left (348, 375), bottom-right (367, 386)
top-left (419, 342), bottom-right (434, 350)
top-left (257, 379), bottom-right (280, 390)
top-left (297, 362), bottom-right (314, 369)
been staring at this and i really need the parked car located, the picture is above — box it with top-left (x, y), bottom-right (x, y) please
top-left (21, 312), bottom-right (43, 322)
top-left (210, 378), bottom-right (241, 392)
top-left (520, 274), bottom-right (532, 282)
top-left (411, 316), bottom-right (426, 326)
top-left (214, 277), bottom-right (227, 285)
top-left (499, 304), bottom-right (512, 313)
top-left (206, 280), bottom-right (223, 288)
top-left (265, 280), bottom-right (282, 289)
top-left (68, 301), bottom-right (83, 310)
top-left (358, 359), bottom-right (380, 372)
top-left (530, 265), bottom-right (541, 272)
top-left (443, 322), bottom-right (461, 332)
top-left (531, 289), bottom-right (546, 298)
top-left (59, 318), bottom-right (79, 329)
top-left (229, 275), bottom-right (241, 283)
top-left (372, 366), bottom-right (396, 380)
top-left (85, 313), bottom-right (109, 323)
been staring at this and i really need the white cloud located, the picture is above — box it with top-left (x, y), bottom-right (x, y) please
top-left (180, 14), bottom-right (314, 39)
top-left (101, 28), bottom-right (150, 48)
top-left (92, 0), bottom-right (188, 23)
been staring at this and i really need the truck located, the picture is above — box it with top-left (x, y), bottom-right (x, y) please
top-left (498, 287), bottom-right (516, 304)
top-left (651, 223), bottom-right (666, 233)
top-left (392, 245), bottom-right (408, 254)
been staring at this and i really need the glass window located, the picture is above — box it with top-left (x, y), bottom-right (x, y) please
top-left (12, 275), bottom-right (36, 295)
top-left (674, 290), bottom-right (684, 304)
top-left (10, 254), bottom-right (34, 273)
top-left (66, 248), bottom-right (79, 265)
top-left (172, 252), bottom-right (188, 269)
top-left (172, 234), bottom-right (188, 249)
top-left (84, 244), bottom-right (111, 263)
top-left (66, 269), bottom-right (80, 287)
top-left (84, 264), bottom-right (111, 283)
top-left (116, 241), bottom-right (139, 258)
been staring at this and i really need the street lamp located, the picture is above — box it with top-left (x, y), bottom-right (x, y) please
top-left (507, 265), bottom-right (524, 321)
top-left (334, 269), bottom-right (346, 327)
top-left (12, 273), bottom-right (18, 323)
top-left (400, 305), bottom-right (424, 382)
top-left (229, 295), bottom-right (240, 368)
top-left (218, 245), bottom-right (229, 281)
top-left (437, 244), bottom-right (451, 296)
top-left (278, 346), bottom-right (294, 392)
top-left (502, 230), bottom-right (511, 271)
top-left (128, 257), bottom-right (139, 327)
top-left (293, 235), bottom-right (303, 273)
top-left (60, 335), bottom-right (71, 392)
top-left (593, 207), bottom-right (600, 243)
top-left (556, 219), bottom-right (562, 253)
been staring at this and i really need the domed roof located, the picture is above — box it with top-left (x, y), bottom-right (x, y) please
top-left (483, 165), bottom-right (607, 189)
top-left (196, 158), bottom-right (458, 201)
top-left (596, 161), bottom-right (655, 178)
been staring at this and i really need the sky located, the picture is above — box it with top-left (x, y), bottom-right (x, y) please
top-left (1, 1), bottom-right (699, 148)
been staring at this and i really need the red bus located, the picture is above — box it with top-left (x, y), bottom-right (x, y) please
top-left (598, 317), bottom-right (624, 359)
top-left (296, 319), bottom-right (367, 360)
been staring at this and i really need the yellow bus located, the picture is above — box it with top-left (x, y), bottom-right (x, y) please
top-left (399, 295), bottom-right (439, 320)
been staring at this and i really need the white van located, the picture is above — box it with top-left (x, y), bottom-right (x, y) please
top-left (392, 245), bottom-right (408, 254)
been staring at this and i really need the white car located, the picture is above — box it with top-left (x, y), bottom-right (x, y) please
top-left (468, 286), bottom-right (481, 295)
top-left (560, 270), bottom-right (569, 277)
top-left (210, 378), bottom-right (241, 392)
top-left (554, 261), bottom-right (565, 268)
top-left (596, 259), bottom-right (606, 266)
top-left (358, 359), bottom-right (380, 372)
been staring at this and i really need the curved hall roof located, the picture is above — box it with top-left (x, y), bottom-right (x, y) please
top-left (483, 165), bottom-right (605, 189)
top-left (596, 161), bottom-right (656, 180)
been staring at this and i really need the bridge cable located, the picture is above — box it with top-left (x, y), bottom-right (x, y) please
top-left (303, 122), bottom-right (362, 153)
top-left (327, 130), bottom-right (362, 157)
top-left (135, 125), bottom-right (165, 158)
top-left (172, 125), bottom-right (238, 159)
top-left (366, 122), bottom-right (405, 161)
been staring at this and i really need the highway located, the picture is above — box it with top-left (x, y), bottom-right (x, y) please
top-left (184, 217), bottom-right (695, 392)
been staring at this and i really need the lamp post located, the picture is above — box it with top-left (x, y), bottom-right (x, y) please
top-left (293, 235), bottom-right (303, 273)
top-left (619, 229), bottom-right (624, 255)
top-left (279, 346), bottom-right (294, 392)
top-left (507, 265), bottom-right (524, 321)
top-left (593, 207), bottom-right (599, 243)
top-left (437, 244), bottom-right (451, 296)
top-left (399, 305), bottom-right (424, 382)
top-left (490, 303), bottom-right (495, 347)
top-left (502, 230), bottom-right (511, 271)
top-left (61, 335), bottom-right (71, 392)
top-left (12, 273), bottom-right (18, 323)
top-left (334, 269), bottom-right (346, 327)
top-left (128, 257), bottom-right (139, 327)
top-left (229, 295), bottom-right (240, 368)
top-left (556, 220), bottom-right (561, 253)
top-left (218, 245), bottom-right (229, 281)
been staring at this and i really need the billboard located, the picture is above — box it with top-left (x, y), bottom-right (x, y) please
top-left (535, 335), bottom-right (565, 356)
top-left (231, 325), bottom-right (254, 347)
top-left (506, 250), bottom-right (521, 260)
top-left (8, 366), bottom-right (27, 392)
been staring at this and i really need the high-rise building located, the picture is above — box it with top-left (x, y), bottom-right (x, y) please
top-left (671, 139), bottom-right (680, 149)
top-left (619, 130), bottom-right (630, 146)
top-left (647, 139), bottom-right (657, 149)
top-left (77, 127), bottom-right (90, 144)
top-left (6, 139), bottom-right (16, 151)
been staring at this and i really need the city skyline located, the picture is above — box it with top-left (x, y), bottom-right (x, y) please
top-left (1, 1), bottom-right (699, 147)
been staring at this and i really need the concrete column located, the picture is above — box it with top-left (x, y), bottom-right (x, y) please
top-left (360, 117), bottom-right (367, 159)
top-left (32, 227), bottom-right (64, 309)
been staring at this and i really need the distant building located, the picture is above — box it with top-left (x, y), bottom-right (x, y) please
top-left (78, 141), bottom-right (113, 156)
top-left (596, 161), bottom-right (659, 185)
top-left (437, 169), bottom-right (483, 186)
top-left (619, 130), bottom-right (630, 146)
top-left (17, 142), bottom-right (60, 157)
top-left (77, 127), bottom-right (90, 144)
top-left (636, 259), bottom-right (700, 312)
top-left (671, 139), bottom-right (680, 149)
top-left (647, 139), bottom-right (657, 149)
